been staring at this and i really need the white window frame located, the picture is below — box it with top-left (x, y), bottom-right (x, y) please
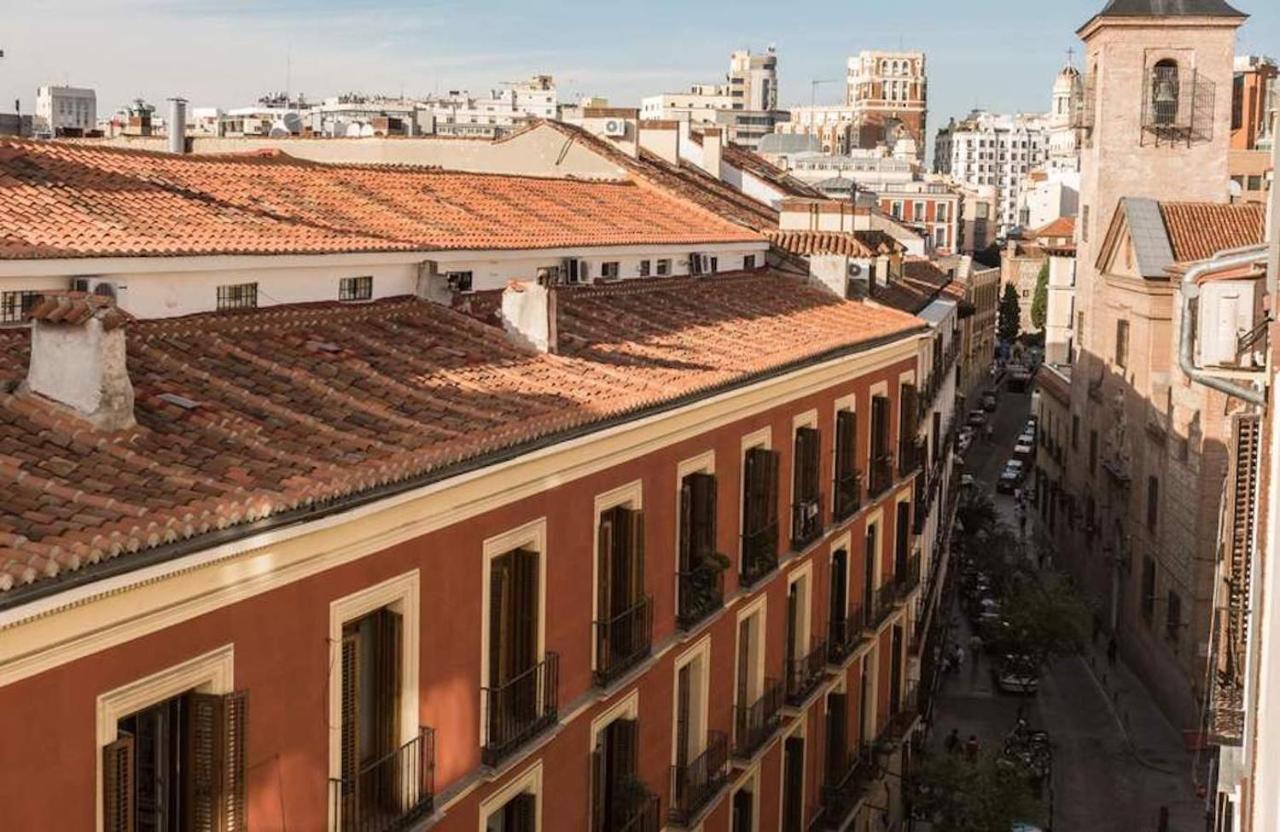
top-left (480, 519), bottom-right (548, 744)
top-left (95, 645), bottom-right (235, 832)
top-left (592, 481), bottom-right (644, 672)
top-left (865, 507), bottom-right (885, 594)
top-left (730, 764), bottom-right (762, 832)
top-left (786, 560), bottom-right (814, 661)
top-left (477, 761), bottom-right (544, 832)
top-left (676, 451), bottom-right (717, 614)
top-left (789, 410), bottom-right (819, 521)
top-left (733, 594), bottom-right (769, 731)
top-left (327, 570), bottom-right (422, 804)
top-left (672, 637), bottom-right (713, 764)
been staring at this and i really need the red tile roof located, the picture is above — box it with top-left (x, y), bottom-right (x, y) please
top-left (0, 138), bottom-right (762, 259)
top-left (765, 230), bottom-right (901, 258)
top-left (1158, 202), bottom-right (1266, 264)
top-left (871, 258), bottom-right (957, 315)
top-left (0, 273), bottom-right (923, 595)
top-left (687, 132), bottom-right (824, 199)
top-left (1034, 216), bottom-right (1075, 239)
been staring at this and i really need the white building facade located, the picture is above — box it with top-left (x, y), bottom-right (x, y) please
top-left (933, 110), bottom-right (1050, 234)
top-left (35, 85), bottom-right (96, 134)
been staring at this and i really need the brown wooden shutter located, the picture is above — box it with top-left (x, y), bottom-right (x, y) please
top-left (786, 583), bottom-right (799, 667)
top-left (221, 691), bottom-right (248, 832)
top-left (836, 410), bottom-right (856, 478)
top-left (489, 553), bottom-right (512, 687)
top-left (872, 396), bottom-right (889, 457)
top-left (341, 628), bottom-right (362, 789)
top-left (679, 478), bottom-right (694, 573)
top-left (825, 692), bottom-right (847, 783)
top-left (766, 449), bottom-right (780, 528)
top-left (375, 609), bottom-right (403, 763)
top-left (513, 548), bottom-right (539, 676)
top-left (676, 663), bottom-right (692, 766)
top-left (103, 733), bottom-right (135, 832)
top-left (782, 736), bottom-right (804, 832)
top-left (627, 509), bottom-right (645, 607)
top-left (611, 718), bottom-right (639, 783)
top-left (598, 510), bottom-right (617, 625)
top-left (744, 448), bottom-right (761, 535)
top-left (736, 617), bottom-right (751, 707)
top-left (590, 743), bottom-right (606, 832)
top-left (184, 692), bottom-right (223, 832)
top-left (693, 473), bottom-right (717, 561)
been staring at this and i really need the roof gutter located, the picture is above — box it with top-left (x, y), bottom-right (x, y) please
top-left (1178, 245), bottom-right (1269, 406)
top-left (0, 323), bottom-right (930, 615)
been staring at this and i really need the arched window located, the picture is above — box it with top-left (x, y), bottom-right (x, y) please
top-left (1151, 59), bottom-right (1179, 126)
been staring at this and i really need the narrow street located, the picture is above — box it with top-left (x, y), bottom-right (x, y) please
top-left (927, 382), bottom-right (1207, 832)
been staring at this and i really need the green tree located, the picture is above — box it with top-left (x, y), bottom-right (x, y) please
top-left (996, 570), bottom-right (1091, 664)
top-left (998, 282), bottom-right (1021, 344)
top-left (912, 751), bottom-right (1041, 832)
top-left (1030, 260), bottom-right (1049, 332)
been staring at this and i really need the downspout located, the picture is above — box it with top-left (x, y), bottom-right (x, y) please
top-left (1179, 245), bottom-right (1270, 406)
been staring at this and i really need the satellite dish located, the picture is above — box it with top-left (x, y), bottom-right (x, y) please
top-left (359, 123), bottom-right (375, 138)
top-left (345, 122), bottom-right (363, 138)
top-left (268, 121), bottom-right (291, 139)
top-left (281, 111), bottom-right (303, 134)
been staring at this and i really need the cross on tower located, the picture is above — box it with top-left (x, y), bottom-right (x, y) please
top-left (1066, 47), bottom-right (1076, 68)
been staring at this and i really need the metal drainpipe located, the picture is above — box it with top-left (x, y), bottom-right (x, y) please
top-left (1178, 245), bottom-right (1270, 406)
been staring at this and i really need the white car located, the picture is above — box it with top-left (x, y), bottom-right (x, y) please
top-left (1014, 442), bottom-right (1034, 458)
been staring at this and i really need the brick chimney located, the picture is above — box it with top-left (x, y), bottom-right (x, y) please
top-left (699, 127), bottom-right (723, 179)
top-left (24, 293), bottom-right (135, 430)
top-left (500, 279), bottom-right (558, 354)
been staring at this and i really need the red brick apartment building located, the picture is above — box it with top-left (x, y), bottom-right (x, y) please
top-left (0, 140), bottom-right (950, 832)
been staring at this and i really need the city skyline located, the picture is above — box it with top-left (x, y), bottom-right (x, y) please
top-left (2, 0), bottom-right (1277, 132)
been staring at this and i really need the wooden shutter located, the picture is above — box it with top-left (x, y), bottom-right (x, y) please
top-left (221, 691), bottom-right (248, 832)
top-left (836, 410), bottom-right (856, 478)
top-left (872, 396), bottom-right (889, 457)
top-left (744, 448), bottom-right (762, 535)
top-left (489, 552), bottom-right (512, 688)
top-left (795, 427), bottom-right (820, 502)
top-left (512, 548), bottom-right (539, 677)
top-left (611, 718), bottom-right (639, 783)
top-left (184, 692), bottom-right (223, 832)
top-left (627, 509), bottom-right (645, 608)
top-left (830, 550), bottom-right (847, 626)
top-left (825, 693), bottom-right (848, 783)
top-left (375, 609), bottom-right (403, 764)
top-left (598, 510), bottom-right (617, 626)
top-left (505, 791), bottom-right (536, 831)
top-left (676, 663), bottom-right (692, 766)
top-left (732, 788), bottom-right (754, 832)
top-left (736, 617), bottom-right (751, 707)
top-left (900, 384), bottom-right (916, 434)
top-left (782, 737), bottom-right (804, 832)
top-left (341, 629), bottom-right (362, 787)
top-left (590, 743), bottom-right (606, 832)
top-left (679, 478), bottom-right (694, 573)
top-left (103, 733), bottom-right (135, 832)
top-left (764, 449), bottom-right (780, 529)
top-left (693, 473), bottom-right (717, 561)
top-left (786, 583), bottom-right (799, 667)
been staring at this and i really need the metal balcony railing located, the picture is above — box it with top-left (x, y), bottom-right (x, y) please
top-left (785, 639), bottom-right (830, 705)
top-left (605, 783), bottom-right (661, 832)
top-left (868, 453), bottom-right (894, 497)
top-left (833, 470), bottom-right (862, 522)
top-left (791, 495), bottom-right (823, 551)
top-left (594, 596), bottom-right (654, 687)
top-left (481, 654), bottom-right (559, 767)
top-left (886, 682), bottom-right (920, 739)
top-left (898, 438), bottom-right (925, 480)
top-left (819, 745), bottom-right (874, 830)
top-left (741, 523), bottom-right (779, 588)
top-left (894, 553), bottom-right (921, 601)
top-left (865, 584), bottom-right (897, 632)
top-left (330, 727), bottom-right (435, 832)
top-left (668, 731), bottom-right (729, 826)
top-left (733, 678), bottom-right (784, 759)
top-left (677, 560), bottom-right (725, 631)
top-left (826, 607), bottom-right (865, 666)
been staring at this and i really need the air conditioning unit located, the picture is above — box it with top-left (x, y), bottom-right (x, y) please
top-left (602, 119), bottom-right (627, 138)
top-left (848, 263), bottom-right (864, 277)
top-left (71, 276), bottom-right (126, 303)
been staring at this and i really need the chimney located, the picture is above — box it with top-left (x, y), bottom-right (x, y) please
top-left (699, 127), bottom-right (723, 179)
top-left (167, 97), bottom-right (188, 154)
top-left (638, 120), bottom-right (680, 165)
top-left (24, 293), bottom-right (135, 431)
top-left (500, 280), bottom-right (557, 354)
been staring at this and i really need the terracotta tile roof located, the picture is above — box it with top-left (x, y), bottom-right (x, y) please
top-left (687, 132), bottom-right (824, 199)
top-left (871, 258), bottom-right (957, 315)
top-left (1158, 202), bottom-right (1266, 264)
top-left (0, 273), bottom-right (923, 595)
top-left (0, 138), bottom-right (761, 259)
top-left (1034, 216), bottom-right (1076, 239)
top-left (764, 230), bottom-right (901, 258)
top-left (28, 292), bottom-right (131, 329)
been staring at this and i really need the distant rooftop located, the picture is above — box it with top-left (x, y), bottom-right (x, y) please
top-left (1096, 0), bottom-right (1245, 18)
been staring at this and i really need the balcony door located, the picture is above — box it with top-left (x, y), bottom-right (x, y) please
top-left (591, 719), bottom-right (639, 832)
top-left (781, 736), bottom-right (805, 832)
top-left (486, 793), bottom-right (536, 832)
top-left (863, 524), bottom-right (878, 624)
top-left (341, 607), bottom-right (402, 817)
top-left (489, 548), bottom-right (540, 739)
top-left (824, 692), bottom-right (848, 784)
top-left (895, 502), bottom-right (911, 578)
top-left (829, 549), bottom-right (848, 645)
top-left (597, 506), bottom-right (648, 680)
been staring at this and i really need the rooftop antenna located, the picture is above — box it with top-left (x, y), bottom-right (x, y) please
top-left (1066, 47), bottom-right (1076, 69)
top-left (285, 52), bottom-right (291, 104)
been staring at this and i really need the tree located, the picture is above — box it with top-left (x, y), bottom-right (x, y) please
top-left (996, 570), bottom-right (1091, 664)
top-left (1030, 260), bottom-right (1049, 332)
top-left (911, 750), bottom-right (1041, 832)
top-left (998, 282), bottom-right (1021, 344)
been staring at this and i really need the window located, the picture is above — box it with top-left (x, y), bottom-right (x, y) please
top-left (1141, 557), bottom-right (1156, 623)
top-left (483, 770), bottom-right (540, 832)
top-left (824, 689), bottom-right (849, 787)
top-left (1077, 311), bottom-right (1086, 350)
top-left (671, 641), bottom-right (721, 825)
top-left (1147, 476), bottom-right (1159, 532)
top-left (1115, 319), bottom-right (1130, 369)
top-left (863, 522), bottom-right (881, 626)
top-left (1166, 591), bottom-right (1182, 643)
top-left (339, 275), bottom-right (373, 301)
top-left (791, 425), bottom-right (822, 549)
top-left (446, 271), bottom-right (474, 292)
top-left (833, 409), bottom-right (860, 520)
top-left (216, 282), bottom-right (257, 311)
top-left (731, 777), bottom-right (757, 832)
top-left (601, 262), bottom-right (621, 280)
top-left (657, 259), bottom-right (672, 276)
top-left (780, 733), bottom-right (805, 832)
top-left (595, 502), bottom-right (651, 685)
top-left (1150, 59), bottom-right (1180, 126)
top-left (741, 443), bottom-right (780, 586)
top-left (898, 383), bottom-right (918, 478)
top-left (0, 290), bottom-right (39, 324)
top-left (1082, 205), bottom-right (1090, 243)
top-left (869, 394), bottom-right (892, 495)
top-left (590, 716), bottom-right (648, 832)
top-left (734, 600), bottom-right (777, 756)
top-left (891, 201), bottom-right (903, 219)
top-left (784, 567), bottom-right (817, 704)
top-left (638, 259), bottom-right (651, 277)
top-left (913, 201), bottom-right (925, 220)
top-left (744, 254), bottom-right (757, 270)
top-left (709, 256), bottom-right (719, 274)
top-left (678, 462), bottom-right (721, 629)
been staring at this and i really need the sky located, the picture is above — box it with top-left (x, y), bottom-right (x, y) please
top-left (0, 0), bottom-right (1277, 137)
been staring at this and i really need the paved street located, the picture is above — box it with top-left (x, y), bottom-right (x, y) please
top-left (927, 381), bottom-right (1207, 832)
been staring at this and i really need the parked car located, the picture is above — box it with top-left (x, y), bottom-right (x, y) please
top-left (997, 461), bottom-right (1024, 493)
top-left (968, 409), bottom-right (988, 427)
top-left (1014, 442), bottom-right (1035, 460)
top-left (994, 655), bottom-right (1040, 694)
top-left (981, 391), bottom-right (999, 412)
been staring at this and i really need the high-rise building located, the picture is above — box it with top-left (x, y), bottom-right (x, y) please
top-left (640, 47), bottom-right (787, 149)
top-left (34, 84), bottom-right (96, 135)
top-left (846, 51), bottom-right (928, 162)
top-left (933, 110), bottom-right (1051, 234)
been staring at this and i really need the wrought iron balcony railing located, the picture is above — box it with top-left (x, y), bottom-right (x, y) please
top-left (668, 731), bottom-right (729, 827)
top-left (603, 782), bottom-right (661, 832)
top-left (864, 584), bottom-right (897, 632)
top-left (677, 559), bottom-right (725, 631)
top-left (894, 553), bottom-right (921, 601)
top-left (826, 608), bottom-right (866, 666)
top-left (868, 453), bottom-right (894, 498)
top-left (330, 726), bottom-right (435, 832)
top-left (791, 495), bottom-right (824, 551)
top-left (785, 639), bottom-right (830, 705)
top-left (833, 470), bottom-right (862, 522)
top-left (741, 523), bottom-right (779, 588)
top-left (481, 654), bottom-right (559, 767)
top-left (819, 744), bottom-right (874, 831)
top-left (732, 678), bottom-right (784, 759)
top-left (594, 596), bottom-right (654, 687)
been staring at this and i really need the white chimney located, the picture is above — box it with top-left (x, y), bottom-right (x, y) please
top-left (167, 97), bottom-right (187, 154)
top-left (500, 280), bottom-right (557, 354)
top-left (25, 294), bottom-right (135, 431)
top-left (699, 127), bottom-right (723, 179)
top-left (638, 120), bottom-right (680, 165)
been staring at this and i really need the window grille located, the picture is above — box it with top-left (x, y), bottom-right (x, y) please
top-left (339, 275), bottom-right (373, 302)
top-left (216, 283), bottom-right (258, 311)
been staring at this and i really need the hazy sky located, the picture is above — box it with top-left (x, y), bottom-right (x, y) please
top-left (1, 0), bottom-right (1276, 136)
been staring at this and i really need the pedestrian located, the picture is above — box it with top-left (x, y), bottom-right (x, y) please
top-left (1019, 512), bottom-right (1027, 538)
top-left (944, 728), bottom-right (961, 755)
top-left (1107, 635), bottom-right (1118, 668)
top-left (1014, 486), bottom-right (1023, 506)
top-left (952, 643), bottom-right (965, 671)
top-left (985, 423), bottom-right (994, 442)
top-left (965, 734), bottom-right (980, 762)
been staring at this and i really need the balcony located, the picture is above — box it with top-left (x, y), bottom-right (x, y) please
top-left (833, 470), bottom-right (862, 522)
top-left (826, 608), bottom-right (866, 666)
top-left (894, 553), bottom-right (921, 601)
top-left (885, 682), bottom-right (920, 742)
top-left (791, 495), bottom-right (823, 551)
top-left (330, 726), bottom-right (435, 832)
top-left (733, 679), bottom-right (784, 759)
top-left (898, 439), bottom-right (924, 480)
top-left (741, 524), bottom-right (779, 588)
top-left (605, 783), bottom-right (661, 832)
top-left (481, 654), bottom-right (559, 767)
top-left (594, 596), bottom-right (654, 687)
top-left (864, 585), bottom-right (897, 632)
top-left (668, 731), bottom-right (729, 827)
top-left (819, 745), bottom-right (874, 830)
top-left (785, 639), bottom-right (830, 706)
top-left (677, 560), bottom-right (725, 631)
top-left (868, 453), bottom-right (894, 498)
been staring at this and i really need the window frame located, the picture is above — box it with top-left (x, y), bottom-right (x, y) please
top-left (592, 481), bottom-right (644, 674)
top-left (0, 289), bottom-right (40, 324)
top-left (339, 275), bottom-right (374, 302)
top-left (477, 761), bottom-right (544, 832)
top-left (216, 282), bottom-right (258, 311)
top-left (671, 636), bottom-right (713, 765)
